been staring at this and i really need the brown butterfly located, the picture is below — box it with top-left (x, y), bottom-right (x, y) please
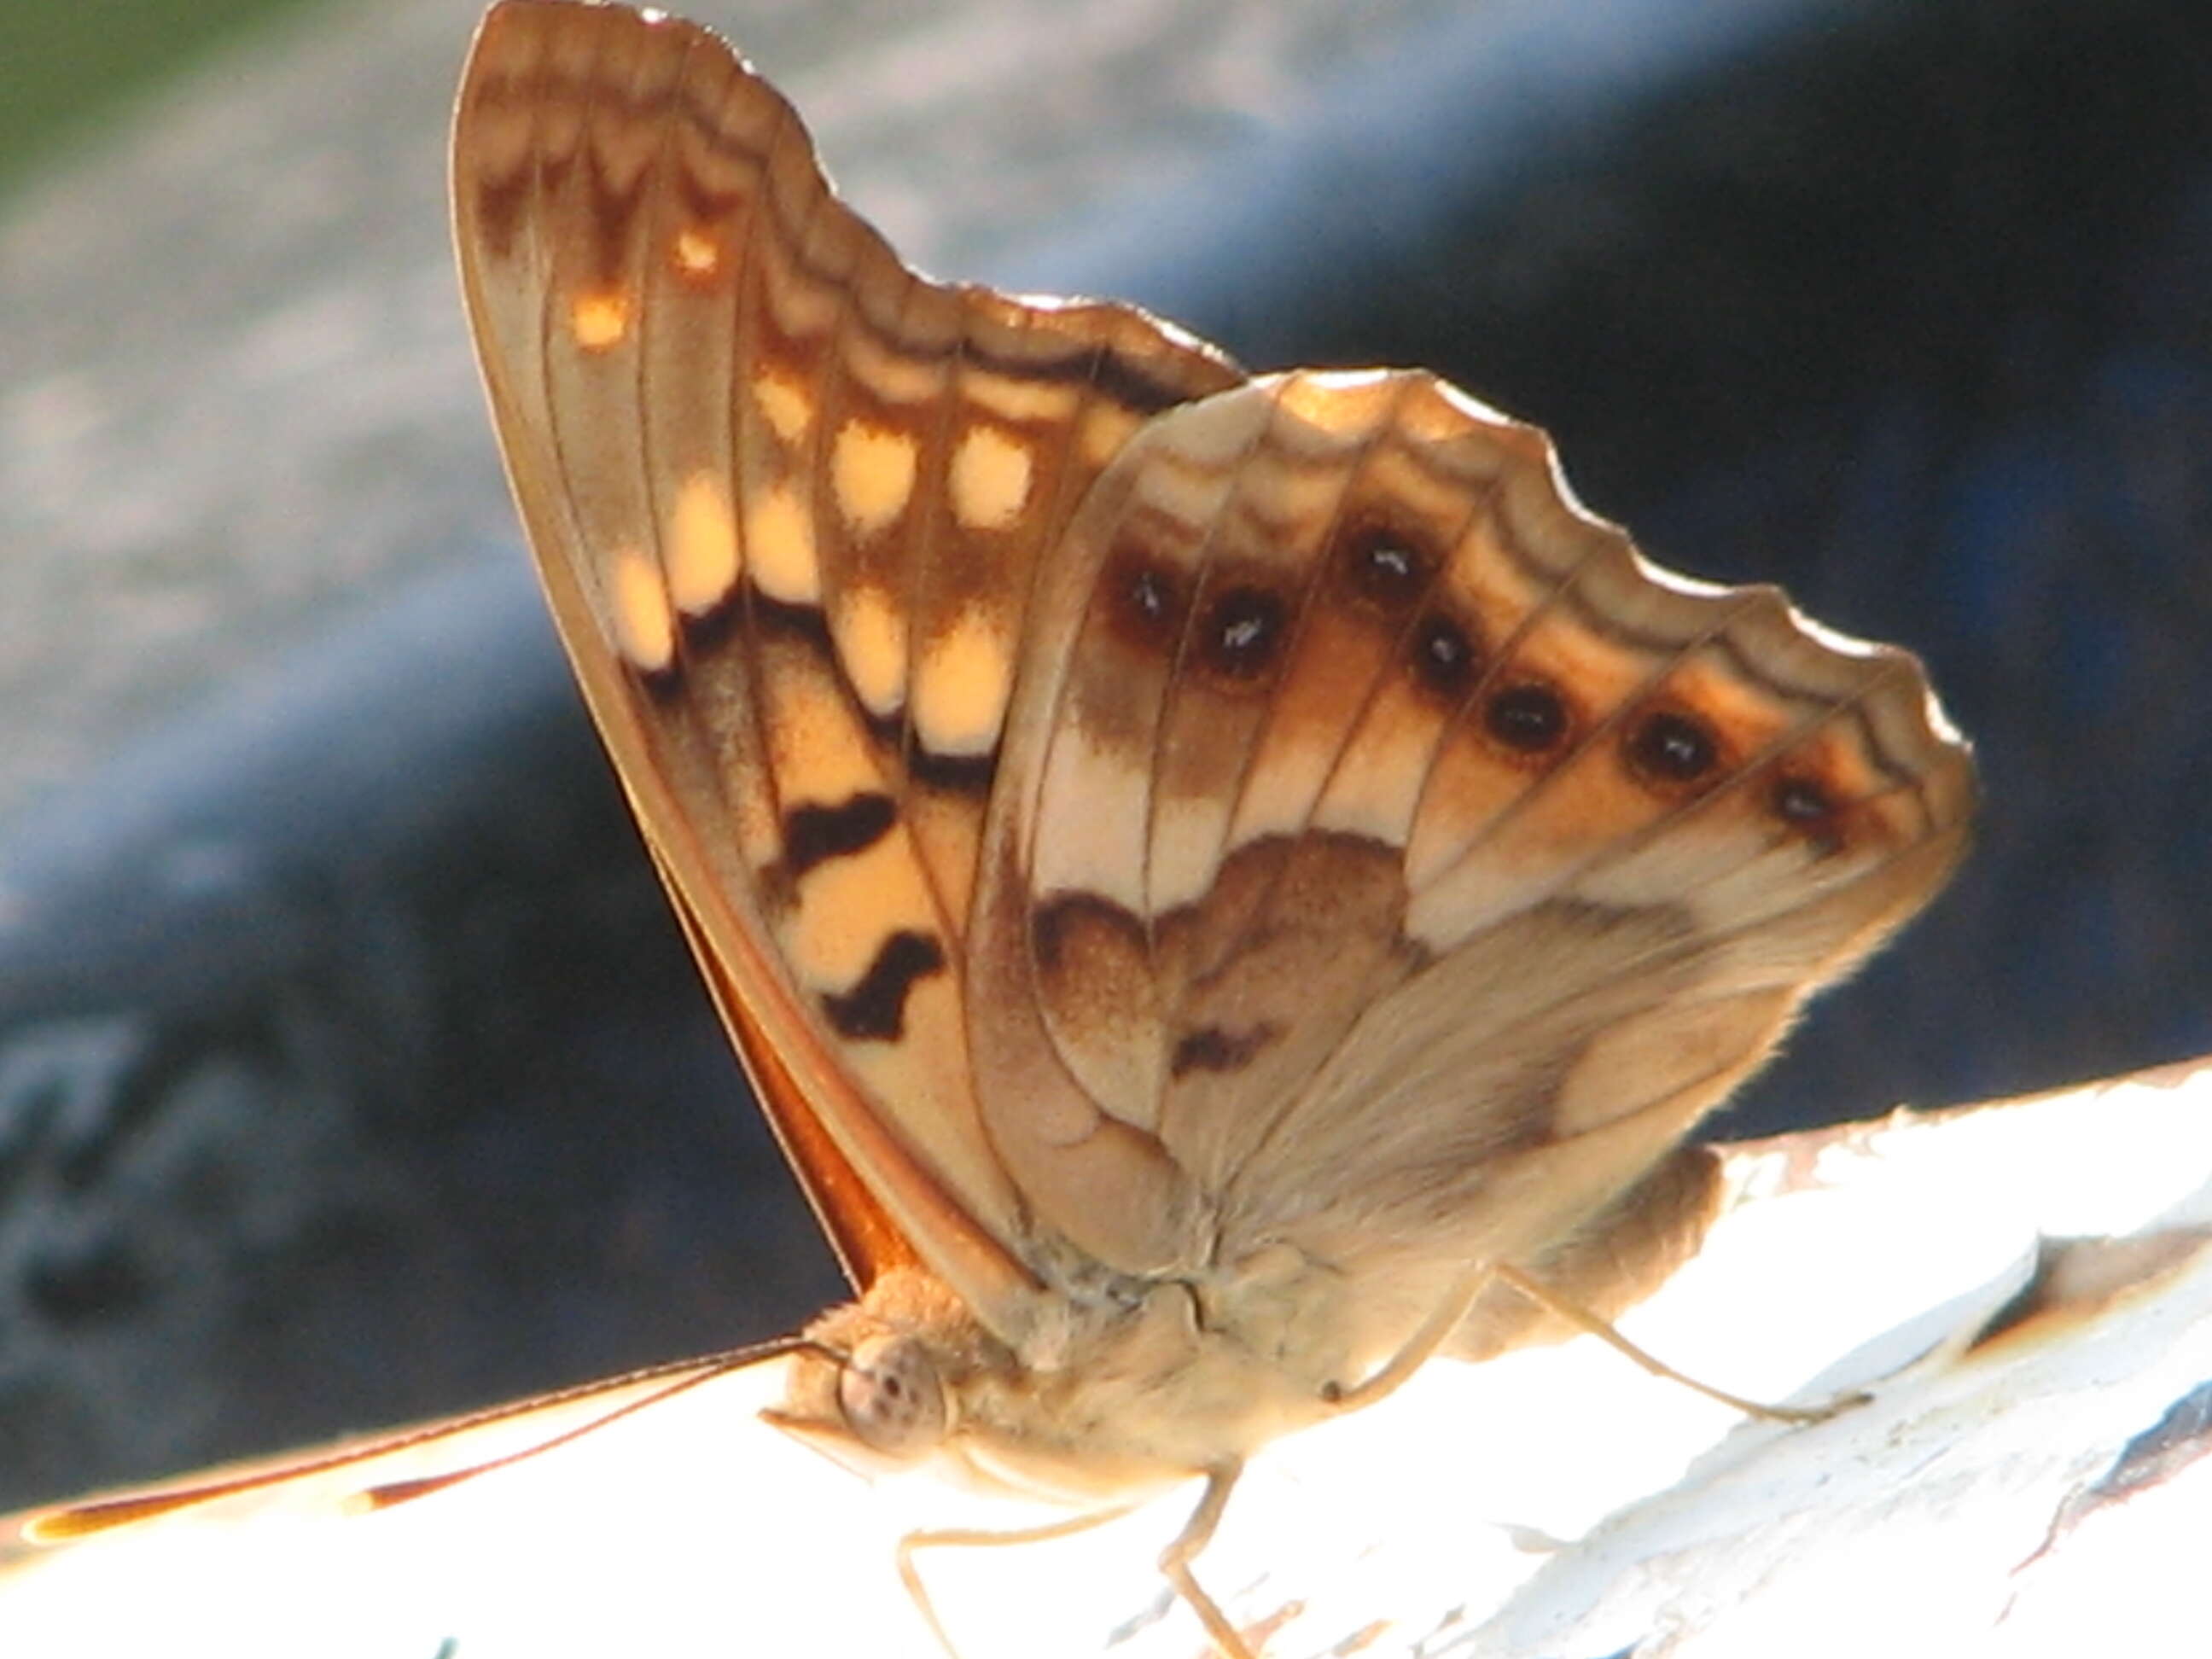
top-left (31, 3), bottom-right (1976, 1653)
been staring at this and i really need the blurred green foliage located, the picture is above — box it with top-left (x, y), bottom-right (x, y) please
top-left (0, 0), bottom-right (318, 200)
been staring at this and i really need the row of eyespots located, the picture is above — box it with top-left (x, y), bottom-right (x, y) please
top-left (1104, 526), bottom-right (1841, 837)
top-left (655, 511), bottom-right (1843, 845)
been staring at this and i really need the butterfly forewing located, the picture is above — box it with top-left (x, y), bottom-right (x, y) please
top-left (452, 0), bottom-right (1244, 1330)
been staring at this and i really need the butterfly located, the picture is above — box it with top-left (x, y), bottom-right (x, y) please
top-left (29, 3), bottom-right (1976, 1654)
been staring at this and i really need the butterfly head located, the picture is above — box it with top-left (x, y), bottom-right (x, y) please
top-left (763, 1268), bottom-right (995, 1476)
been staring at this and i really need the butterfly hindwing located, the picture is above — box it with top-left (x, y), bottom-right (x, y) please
top-left (969, 368), bottom-right (1972, 1371)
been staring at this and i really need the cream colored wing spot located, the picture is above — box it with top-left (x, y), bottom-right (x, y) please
top-left (758, 212), bottom-right (846, 343)
top-left (754, 370), bottom-right (813, 445)
top-left (569, 288), bottom-right (631, 352)
top-left (671, 226), bottom-right (721, 279)
top-left (608, 544), bottom-right (675, 673)
top-left (834, 583), bottom-right (909, 719)
top-left (1034, 727), bottom-right (1157, 918)
top-left (832, 418), bottom-right (919, 538)
top-left (948, 423), bottom-right (1034, 531)
top-left (746, 481), bottom-right (820, 605)
top-left (667, 472), bottom-right (741, 613)
top-left (912, 604), bottom-right (1016, 759)
top-left (960, 367), bottom-right (1080, 425)
top-left (789, 835), bottom-right (942, 993)
top-left (844, 328), bottom-right (950, 407)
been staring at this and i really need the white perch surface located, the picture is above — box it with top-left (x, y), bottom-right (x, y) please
top-left (5, 1058), bottom-right (2210, 1659)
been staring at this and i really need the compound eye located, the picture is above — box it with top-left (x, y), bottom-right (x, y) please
top-left (835, 1334), bottom-right (948, 1460)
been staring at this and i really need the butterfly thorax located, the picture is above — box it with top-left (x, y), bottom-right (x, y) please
top-left (767, 1261), bottom-right (1368, 1506)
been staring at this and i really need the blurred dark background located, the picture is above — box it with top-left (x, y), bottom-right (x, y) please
top-left (1, 0), bottom-right (2207, 1513)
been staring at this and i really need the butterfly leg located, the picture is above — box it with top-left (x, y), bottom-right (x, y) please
top-left (1157, 1462), bottom-right (1254, 1659)
top-left (897, 1504), bottom-right (1137, 1659)
top-left (1155, 1269), bottom-right (1497, 1659)
top-left (1489, 1260), bottom-right (1867, 1423)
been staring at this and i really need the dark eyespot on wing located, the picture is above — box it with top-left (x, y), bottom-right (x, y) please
top-left (1411, 610), bottom-right (1480, 702)
top-left (1485, 679), bottom-right (1572, 754)
top-left (1196, 584), bottom-right (1289, 685)
top-left (1105, 538), bottom-right (1189, 658)
top-left (1624, 707), bottom-right (1721, 791)
top-left (1340, 519), bottom-right (1434, 613)
top-left (1768, 772), bottom-right (1848, 856)
top-left (1772, 774), bottom-right (1835, 825)
top-left (821, 931), bottom-right (947, 1041)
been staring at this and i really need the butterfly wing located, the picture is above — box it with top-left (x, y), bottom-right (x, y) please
top-left (451, 0), bottom-right (1240, 1328)
top-left (455, 0), bottom-right (1975, 1385)
top-left (969, 370), bottom-right (1974, 1370)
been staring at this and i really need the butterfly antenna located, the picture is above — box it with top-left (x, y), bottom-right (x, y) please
top-left (25, 1335), bottom-right (817, 1542)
